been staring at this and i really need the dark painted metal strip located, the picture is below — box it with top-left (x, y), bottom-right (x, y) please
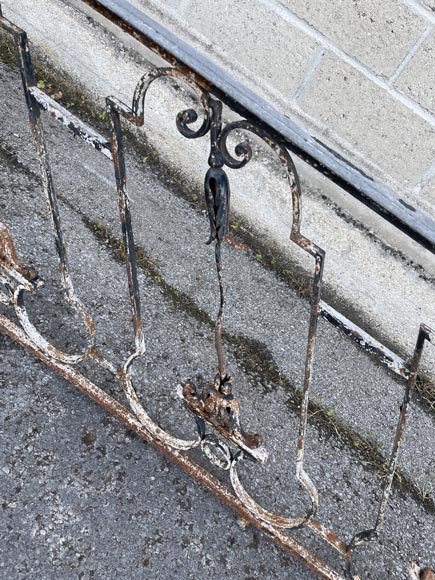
top-left (29, 87), bottom-right (112, 159)
top-left (319, 301), bottom-right (410, 379)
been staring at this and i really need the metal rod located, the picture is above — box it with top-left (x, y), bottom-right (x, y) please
top-left (29, 86), bottom-right (112, 159)
top-left (214, 239), bottom-right (226, 378)
top-left (295, 250), bottom-right (324, 520)
top-left (345, 324), bottom-right (432, 576)
top-left (106, 98), bottom-right (144, 353)
top-left (7, 11), bottom-right (96, 360)
top-left (319, 301), bottom-right (410, 379)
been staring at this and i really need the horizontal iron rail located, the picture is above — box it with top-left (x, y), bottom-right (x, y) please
top-left (30, 86), bottom-right (112, 159)
top-left (82, 0), bottom-right (435, 254)
top-left (319, 301), bottom-right (410, 379)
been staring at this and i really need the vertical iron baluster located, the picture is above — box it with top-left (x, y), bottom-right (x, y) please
top-left (296, 248), bottom-right (324, 520)
top-left (4, 14), bottom-right (96, 359)
top-left (345, 324), bottom-right (433, 576)
top-left (106, 98), bottom-right (144, 355)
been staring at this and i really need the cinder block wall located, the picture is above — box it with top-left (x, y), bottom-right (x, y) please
top-left (131, 0), bottom-right (435, 219)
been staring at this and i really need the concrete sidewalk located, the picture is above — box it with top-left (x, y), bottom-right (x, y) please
top-left (0, 49), bottom-right (434, 580)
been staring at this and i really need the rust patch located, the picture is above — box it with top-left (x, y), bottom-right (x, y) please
top-left (0, 222), bottom-right (39, 285)
top-left (182, 374), bottom-right (267, 463)
top-left (224, 234), bottom-right (249, 251)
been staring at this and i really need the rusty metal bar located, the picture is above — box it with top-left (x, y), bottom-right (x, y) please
top-left (295, 248), bottom-right (324, 523)
top-left (106, 97), bottom-right (144, 353)
top-left (319, 301), bottom-right (410, 379)
top-left (5, 12), bottom-right (96, 366)
top-left (344, 323), bottom-right (434, 576)
top-left (374, 325), bottom-right (428, 530)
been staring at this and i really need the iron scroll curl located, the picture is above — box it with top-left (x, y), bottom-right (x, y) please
top-left (132, 66), bottom-right (211, 139)
top-left (0, 211), bottom-right (96, 367)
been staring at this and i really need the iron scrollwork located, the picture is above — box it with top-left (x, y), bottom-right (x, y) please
top-left (1, 8), bottom-right (434, 576)
top-left (105, 66), bottom-right (322, 533)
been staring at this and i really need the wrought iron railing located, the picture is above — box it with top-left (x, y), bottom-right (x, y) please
top-left (0, 4), bottom-right (433, 579)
